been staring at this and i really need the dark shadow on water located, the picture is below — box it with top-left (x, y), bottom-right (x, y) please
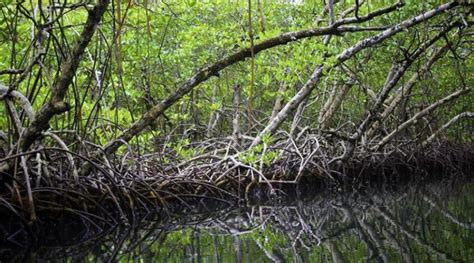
top-left (1, 172), bottom-right (473, 262)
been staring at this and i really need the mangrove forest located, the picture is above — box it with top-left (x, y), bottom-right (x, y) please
top-left (0, 0), bottom-right (473, 261)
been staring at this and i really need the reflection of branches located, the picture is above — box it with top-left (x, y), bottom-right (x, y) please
top-left (326, 240), bottom-right (344, 263)
top-left (376, 207), bottom-right (461, 262)
top-left (359, 218), bottom-right (389, 263)
top-left (1, 177), bottom-right (470, 261)
top-left (383, 227), bottom-right (415, 263)
top-left (422, 194), bottom-right (474, 230)
top-left (333, 202), bottom-right (388, 262)
top-left (254, 237), bottom-right (284, 263)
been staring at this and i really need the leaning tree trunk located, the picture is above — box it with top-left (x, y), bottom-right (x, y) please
top-left (0, 0), bottom-right (111, 174)
top-left (251, 2), bottom-right (460, 148)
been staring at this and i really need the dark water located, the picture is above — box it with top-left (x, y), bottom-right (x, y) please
top-left (1, 175), bottom-right (473, 262)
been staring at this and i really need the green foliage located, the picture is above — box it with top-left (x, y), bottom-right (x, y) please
top-left (0, 0), bottom-right (472, 151)
top-left (169, 139), bottom-right (200, 160)
top-left (238, 133), bottom-right (279, 166)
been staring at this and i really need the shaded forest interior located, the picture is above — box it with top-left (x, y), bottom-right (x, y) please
top-left (0, 0), bottom-right (473, 226)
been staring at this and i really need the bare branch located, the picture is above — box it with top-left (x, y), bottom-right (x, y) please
top-left (375, 88), bottom-right (471, 150)
top-left (421, 112), bottom-right (474, 147)
top-left (0, 68), bottom-right (24, 75)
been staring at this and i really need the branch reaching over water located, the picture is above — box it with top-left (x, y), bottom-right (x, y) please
top-left (251, 2), bottom-right (460, 148)
top-left (375, 88), bottom-right (471, 150)
top-left (97, 1), bottom-right (404, 158)
top-left (421, 112), bottom-right (474, 147)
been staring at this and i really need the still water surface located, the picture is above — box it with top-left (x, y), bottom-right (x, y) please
top-left (2, 176), bottom-right (473, 262)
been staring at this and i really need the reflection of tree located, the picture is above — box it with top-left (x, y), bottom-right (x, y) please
top-left (422, 194), bottom-right (473, 230)
top-left (171, 178), bottom-right (471, 262)
top-left (1, 177), bottom-right (472, 262)
top-left (375, 206), bottom-right (459, 262)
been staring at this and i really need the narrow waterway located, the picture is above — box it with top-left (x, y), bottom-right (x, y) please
top-left (1, 174), bottom-right (473, 262)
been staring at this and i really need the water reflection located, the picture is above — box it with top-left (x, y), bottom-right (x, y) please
top-left (1, 176), bottom-right (473, 262)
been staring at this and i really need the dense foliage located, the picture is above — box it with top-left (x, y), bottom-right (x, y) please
top-left (1, 1), bottom-right (472, 156)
